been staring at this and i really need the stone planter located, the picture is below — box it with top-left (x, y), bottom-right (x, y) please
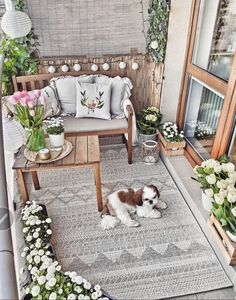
top-left (201, 191), bottom-right (213, 212)
top-left (48, 132), bottom-right (64, 148)
top-left (158, 133), bottom-right (186, 156)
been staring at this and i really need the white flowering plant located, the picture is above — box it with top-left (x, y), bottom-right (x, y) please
top-left (45, 117), bottom-right (64, 135)
top-left (21, 201), bottom-right (109, 300)
top-left (193, 156), bottom-right (236, 235)
top-left (137, 106), bottom-right (162, 135)
top-left (161, 122), bottom-right (184, 142)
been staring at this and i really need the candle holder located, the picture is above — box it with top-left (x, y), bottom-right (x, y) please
top-left (141, 140), bottom-right (159, 165)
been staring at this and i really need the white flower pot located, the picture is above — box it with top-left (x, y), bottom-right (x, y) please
top-left (48, 132), bottom-right (64, 148)
top-left (226, 231), bottom-right (236, 243)
top-left (201, 191), bottom-right (213, 212)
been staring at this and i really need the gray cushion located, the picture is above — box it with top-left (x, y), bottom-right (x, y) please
top-left (63, 116), bottom-right (128, 133)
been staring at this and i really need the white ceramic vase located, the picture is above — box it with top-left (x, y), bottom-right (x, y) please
top-left (201, 191), bottom-right (213, 212)
top-left (49, 132), bottom-right (64, 148)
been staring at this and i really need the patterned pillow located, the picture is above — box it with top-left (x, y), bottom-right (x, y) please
top-left (76, 82), bottom-right (111, 120)
top-left (50, 75), bottom-right (94, 114)
top-left (94, 75), bottom-right (133, 116)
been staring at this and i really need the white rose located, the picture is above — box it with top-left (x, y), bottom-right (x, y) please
top-left (94, 285), bottom-right (101, 291)
top-left (75, 275), bottom-right (83, 285)
top-left (96, 290), bottom-right (102, 297)
top-left (58, 289), bottom-right (63, 295)
top-left (23, 227), bottom-right (29, 233)
top-left (216, 180), bottom-right (226, 189)
top-left (56, 265), bottom-right (61, 271)
top-left (49, 292), bottom-right (57, 300)
top-left (34, 255), bottom-right (41, 264)
top-left (222, 162), bottom-right (235, 173)
top-left (91, 292), bottom-right (98, 300)
top-left (68, 294), bottom-right (76, 300)
top-left (26, 235), bottom-right (32, 242)
top-left (74, 286), bottom-right (82, 293)
top-left (228, 193), bottom-right (236, 203)
top-left (38, 249), bottom-right (44, 256)
top-left (31, 285), bottom-right (40, 297)
top-left (38, 275), bottom-right (46, 285)
top-left (206, 174), bottom-right (216, 185)
top-left (150, 40), bottom-right (158, 49)
top-left (204, 188), bottom-right (214, 198)
top-left (46, 218), bottom-right (52, 223)
top-left (69, 271), bottom-right (77, 279)
top-left (231, 207), bottom-right (236, 217)
top-left (33, 232), bottom-right (39, 238)
top-left (78, 295), bottom-right (85, 300)
top-left (36, 220), bottom-right (41, 225)
top-left (214, 164), bottom-right (222, 173)
top-left (47, 265), bottom-right (56, 274)
top-left (214, 193), bottom-right (225, 205)
top-left (21, 251), bottom-right (26, 258)
top-left (48, 277), bottom-right (57, 287)
top-left (84, 281), bottom-right (91, 290)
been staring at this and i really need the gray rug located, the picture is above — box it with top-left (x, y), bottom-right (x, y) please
top-left (29, 142), bottom-right (232, 299)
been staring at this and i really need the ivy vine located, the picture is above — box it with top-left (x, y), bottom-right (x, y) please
top-left (147, 0), bottom-right (170, 63)
top-left (0, 0), bottom-right (39, 95)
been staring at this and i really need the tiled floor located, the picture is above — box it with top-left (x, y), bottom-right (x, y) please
top-left (174, 287), bottom-right (235, 299)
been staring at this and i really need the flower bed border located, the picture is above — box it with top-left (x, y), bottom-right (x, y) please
top-left (208, 214), bottom-right (236, 265)
top-left (158, 133), bottom-right (186, 156)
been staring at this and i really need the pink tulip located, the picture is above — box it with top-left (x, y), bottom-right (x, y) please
top-left (33, 90), bottom-right (41, 97)
top-left (29, 93), bottom-right (36, 102)
top-left (13, 91), bottom-right (22, 100)
top-left (38, 95), bottom-right (45, 105)
top-left (28, 100), bottom-right (35, 109)
top-left (20, 96), bottom-right (30, 106)
top-left (9, 95), bottom-right (19, 105)
top-left (20, 90), bottom-right (28, 98)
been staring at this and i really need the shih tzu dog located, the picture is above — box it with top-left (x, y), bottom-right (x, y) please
top-left (100, 184), bottom-right (167, 230)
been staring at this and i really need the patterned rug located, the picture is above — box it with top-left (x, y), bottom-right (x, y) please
top-left (29, 141), bottom-right (232, 299)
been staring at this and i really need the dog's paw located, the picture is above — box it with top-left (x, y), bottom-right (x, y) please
top-left (150, 210), bottom-right (162, 218)
top-left (126, 220), bottom-right (140, 227)
top-left (156, 200), bottom-right (167, 210)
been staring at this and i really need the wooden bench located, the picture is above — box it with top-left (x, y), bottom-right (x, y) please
top-left (12, 72), bottom-right (134, 164)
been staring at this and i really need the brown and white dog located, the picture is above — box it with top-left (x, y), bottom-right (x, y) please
top-left (100, 185), bottom-right (167, 230)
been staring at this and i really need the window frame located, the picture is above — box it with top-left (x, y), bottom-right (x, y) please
top-left (177, 0), bottom-right (236, 164)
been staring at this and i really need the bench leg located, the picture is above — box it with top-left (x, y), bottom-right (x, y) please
top-left (127, 132), bottom-right (133, 165)
top-left (31, 171), bottom-right (40, 190)
top-left (16, 170), bottom-right (29, 203)
top-left (93, 162), bottom-right (103, 212)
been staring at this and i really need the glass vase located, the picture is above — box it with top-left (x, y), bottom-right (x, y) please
top-left (26, 127), bottom-right (45, 152)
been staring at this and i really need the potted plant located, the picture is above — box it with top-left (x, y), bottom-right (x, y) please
top-left (137, 106), bottom-right (162, 144)
top-left (8, 90), bottom-right (45, 152)
top-left (45, 117), bottom-right (65, 147)
top-left (159, 122), bottom-right (185, 156)
top-left (193, 156), bottom-right (236, 242)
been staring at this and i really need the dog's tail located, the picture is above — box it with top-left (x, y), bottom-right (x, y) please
top-left (100, 203), bottom-right (120, 230)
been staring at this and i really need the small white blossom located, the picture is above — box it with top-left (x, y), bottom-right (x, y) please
top-left (31, 285), bottom-right (40, 297)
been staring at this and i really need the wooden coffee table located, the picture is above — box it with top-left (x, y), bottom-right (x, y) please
top-left (12, 135), bottom-right (103, 211)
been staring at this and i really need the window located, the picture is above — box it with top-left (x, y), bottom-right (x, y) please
top-left (178, 0), bottom-right (236, 164)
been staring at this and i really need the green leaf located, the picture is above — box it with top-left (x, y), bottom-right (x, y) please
top-left (220, 218), bottom-right (227, 226)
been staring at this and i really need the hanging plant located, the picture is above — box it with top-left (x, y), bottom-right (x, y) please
top-left (147, 0), bottom-right (170, 63)
top-left (0, 0), bottom-right (39, 96)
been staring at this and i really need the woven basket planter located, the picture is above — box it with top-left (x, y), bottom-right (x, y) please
top-left (158, 133), bottom-right (186, 157)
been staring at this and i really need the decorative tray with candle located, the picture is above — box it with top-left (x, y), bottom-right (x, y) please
top-left (24, 139), bottom-right (73, 163)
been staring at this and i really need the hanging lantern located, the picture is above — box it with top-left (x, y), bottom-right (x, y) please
top-left (73, 64), bottom-right (81, 71)
top-left (91, 64), bottom-right (98, 72)
top-left (119, 62), bottom-right (126, 70)
top-left (102, 63), bottom-right (110, 71)
top-left (61, 65), bottom-right (69, 72)
top-left (132, 62), bottom-right (139, 71)
top-left (1, 0), bottom-right (32, 38)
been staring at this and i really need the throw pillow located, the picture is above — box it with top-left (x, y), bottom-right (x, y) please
top-left (76, 82), bottom-right (111, 120)
top-left (94, 75), bottom-right (133, 116)
top-left (50, 75), bottom-right (94, 114)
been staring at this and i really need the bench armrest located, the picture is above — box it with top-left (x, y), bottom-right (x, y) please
top-left (126, 104), bottom-right (133, 118)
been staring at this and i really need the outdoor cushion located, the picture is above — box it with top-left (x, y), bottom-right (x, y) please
top-left (76, 82), bottom-right (112, 120)
top-left (50, 75), bottom-right (94, 114)
top-left (63, 116), bottom-right (128, 133)
top-left (94, 75), bottom-right (133, 116)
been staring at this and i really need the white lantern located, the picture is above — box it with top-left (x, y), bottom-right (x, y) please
top-left (1, 0), bottom-right (31, 38)
top-left (61, 65), bottom-right (69, 72)
top-left (73, 64), bottom-right (81, 71)
top-left (102, 63), bottom-right (110, 71)
top-left (119, 62), bottom-right (126, 70)
top-left (150, 40), bottom-right (158, 50)
top-left (91, 64), bottom-right (98, 72)
top-left (48, 66), bottom-right (56, 74)
top-left (2, 116), bottom-right (25, 153)
top-left (132, 62), bottom-right (139, 71)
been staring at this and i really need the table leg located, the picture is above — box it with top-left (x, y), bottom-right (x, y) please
top-left (31, 171), bottom-right (40, 190)
top-left (93, 162), bottom-right (103, 212)
top-left (16, 170), bottom-right (29, 203)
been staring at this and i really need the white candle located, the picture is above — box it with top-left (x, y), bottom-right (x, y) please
top-left (38, 148), bottom-right (51, 160)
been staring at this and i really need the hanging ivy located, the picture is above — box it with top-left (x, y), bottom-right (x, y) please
top-left (147, 0), bottom-right (170, 63)
top-left (0, 0), bottom-right (39, 95)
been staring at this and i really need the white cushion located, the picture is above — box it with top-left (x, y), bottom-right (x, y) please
top-left (63, 116), bottom-right (128, 133)
top-left (76, 82), bottom-right (111, 120)
top-left (50, 75), bottom-right (94, 114)
top-left (94, 75), bottom-right (133, 116)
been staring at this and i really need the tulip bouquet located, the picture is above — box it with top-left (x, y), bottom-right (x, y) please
top-left (9, 90), bottom-right (46, 151)
top-left (21, 201), bottom-right (109, 300)
top-left (194, 157), bottom-right (236, 236)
